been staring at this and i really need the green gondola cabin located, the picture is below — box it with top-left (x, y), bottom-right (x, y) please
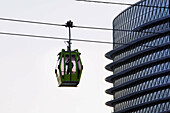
top-left (55, 49), bottom-right (83, 87)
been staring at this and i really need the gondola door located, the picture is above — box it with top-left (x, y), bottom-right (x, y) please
top-left (64, 52), bottom-right (77, 81)
top-left (64, 53), bottom-right (71, 81)
top-left (70, 53), bottom-right (77, 81)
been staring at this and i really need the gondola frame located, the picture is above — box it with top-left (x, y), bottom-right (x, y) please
top-left (55, 49), bottom-right (83, 87)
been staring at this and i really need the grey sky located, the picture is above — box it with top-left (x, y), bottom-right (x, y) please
top-left (0, 0), bottom-right (139, 113)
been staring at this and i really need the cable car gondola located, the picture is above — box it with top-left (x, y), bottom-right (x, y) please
top-left (55, 21), bottom-right (83, 87)
top-left (55, 49), bottom-right (83, 87)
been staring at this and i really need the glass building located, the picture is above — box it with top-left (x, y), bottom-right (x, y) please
top-left (105, 0), bottom-right (170, 113)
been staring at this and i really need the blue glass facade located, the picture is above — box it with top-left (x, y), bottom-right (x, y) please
top-left (105, 0), bottom-right (170, 113)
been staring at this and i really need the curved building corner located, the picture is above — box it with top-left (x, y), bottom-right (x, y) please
top-left (105, 0), bottom-right (170, 113)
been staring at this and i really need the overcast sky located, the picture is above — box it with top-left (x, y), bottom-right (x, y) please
top-left (0, 0), bottom-right (140, 113)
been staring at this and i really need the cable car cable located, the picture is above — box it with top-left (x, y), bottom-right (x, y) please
top-left (0, 31), bottom-right (158, 48)
top-left (76, 0), bottom-right (169, 9)
top-left (0, 31), bottom-right (68, 40)
top-left (0, 17), bottom-right (157, 34)
top-left (0, 17), bottom-right (66, 27)
top-left (73, 25), bottom-right (157, 34)
top-left (73, 25), bottom-right (112, 31)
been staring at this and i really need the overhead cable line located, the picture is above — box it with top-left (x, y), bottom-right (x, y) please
top-left (0, 17), bottom-right (112, 31)
top-left (76, 0), bottom-right (169, 9)
top-left (0, 31), bottom-right (112, 44)
top-left (0, 17), bottom-right (156, 34)
top-left (73, 25), bottom-right (112, 30)
top-left (0, 17), bottom-right (66, 27)
top-left (0, 31), bottom-right (68, 40)
top-left (74, 24), bottom-right (157, 34)
top-left (0, 31), bottom-right (157, 48)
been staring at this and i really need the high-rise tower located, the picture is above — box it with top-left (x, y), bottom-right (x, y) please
top-left (105, 0), bottom-right (170, 112)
